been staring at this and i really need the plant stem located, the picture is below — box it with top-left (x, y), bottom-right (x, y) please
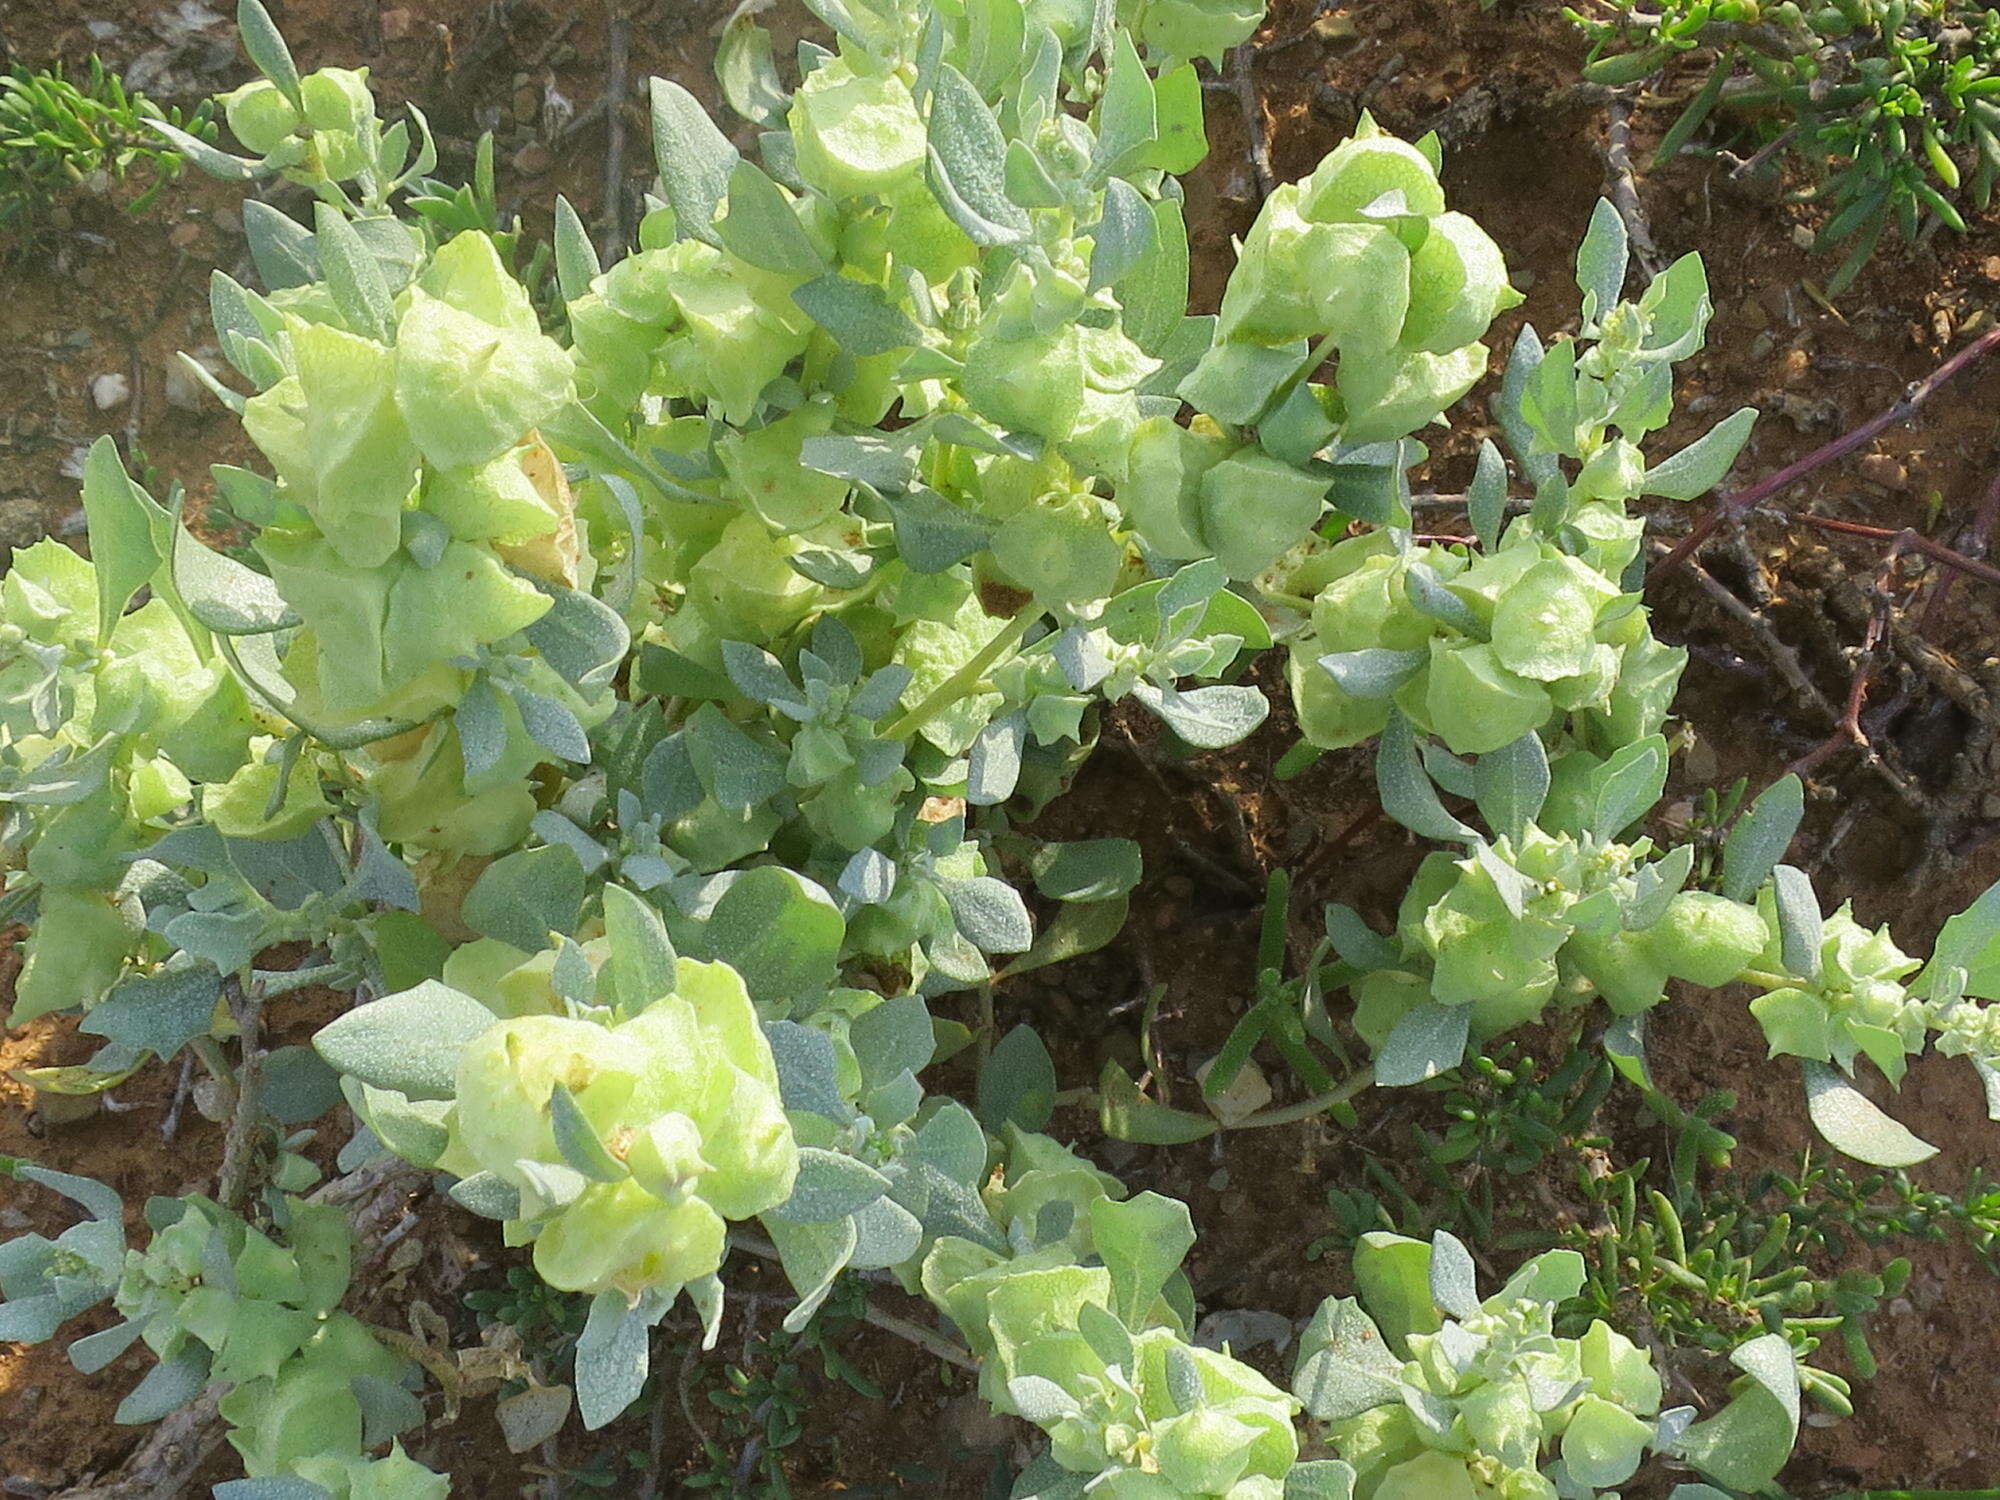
top-left (1227, 1064), bottom-right (1376, 1131)
top-left (728, 1234), bottom-right (980, 1372)
top-left (250, 962), bottom-right (351, 997)
top-left (858, 1303), bottom-right (980, 1372)
top-left (216, 978), bottom-right (263, 1210)
top-left (1737, 969), bottom-right (1791, 990)
top-left (1649, 324), bottom-right (2000, 582)
top-left (884, 609), bottom-right (1037, 741)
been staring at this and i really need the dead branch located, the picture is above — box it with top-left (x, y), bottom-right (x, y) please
top-left (1604, 93), bottom-right (1663, 277)
top-left (1650, 326), bottom-right (2000, 581)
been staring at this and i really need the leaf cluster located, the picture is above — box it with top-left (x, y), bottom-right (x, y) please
top-left (0, 57), bottom-right (212, 247)
top-left (1572, 0), bottom-right (2000, 291)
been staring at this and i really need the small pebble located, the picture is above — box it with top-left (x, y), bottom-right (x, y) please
top-left (379, 7), bottom-right (415, 41)
top-left (90, 372), bottom-right (130, 410)
top-left (1982, 255), bottom-right (2000, 282)
top-left (169, 220), bottom-right (205, 252)
top-left (1857, 453), bottom-right (1908, 491)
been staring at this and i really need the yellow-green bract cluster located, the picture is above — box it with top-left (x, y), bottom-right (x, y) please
top-left (1283, 526), bottom-right (1683, 759)
top-left (231, 229), bottom-right (607, 857)
top-left (222, 66), bottom-right (376, 182)
top-left (112, 1195), bottom-right (443, 1498)
top-left (1353, 832), bottom-right (1768, 1053)
top-left (1299, 1237), bottom-right (1670, 1500)
top-left (433, 958), bottom-right (796, 1298)
top-left (0, 534), bottom-right (273, 1023)
top-left (1746, 900), bottom-right (1927, 1080)
top-left (918, 1133), bottom-right (1304, 1498)
top-left (1119, 120), bottom-right (1521, 585)
top-left (1216, 126), bottom-right (1518, 436)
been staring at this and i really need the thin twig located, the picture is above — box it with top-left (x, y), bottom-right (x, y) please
top-left (158, 1050), bottom-right (195, 1143)
top-left (1296, 801), bottom-right (1382, 883)
top-left (1604, 93), bottom-right (1662, 277)
top-left (734, 1396), bottom-right (775, 1486)
top-left (1725, 121), bottom-right (1799, 181)
top-left (727, 1235), bottom-right (980, 1371)
top-left (1775, 511), bottom-right (2000, 590)
top-left (858, 1303), bottom-right (981, 1372)
top-left (1207, 43), bottom-right (1274, 201)
top-left (1920, 459), bottom-right (2000, 629)
top-left (1650, 326), bottom-right (2000, 581)
top-left (45, 1390), bottom-right (225, 1500)
top-left (1674, 549), bottom-right (1834, 713)
top-left (215, 978), bottom-right (263, 1210)
top-left (1776, 533), bottom-right (1920, 801)
top-left (600, 8), bottom-right (633, 261)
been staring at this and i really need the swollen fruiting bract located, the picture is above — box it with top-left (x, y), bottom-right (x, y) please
top-left (4, 1), bottom-right (2000, 1496)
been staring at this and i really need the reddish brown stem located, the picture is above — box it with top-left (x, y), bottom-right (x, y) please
top-left (1649, 325), bottom-right (2000, 583)
top-left (1919, 462), bottom-right (2000, 629)
top-left (1774, 511), bottom-right (2000, 590)
top-left (1780, 532), bottom-right (1909, 785)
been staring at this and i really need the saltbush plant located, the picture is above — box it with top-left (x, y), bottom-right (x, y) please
top-left (4, 0), bottom-right (2000, 1495)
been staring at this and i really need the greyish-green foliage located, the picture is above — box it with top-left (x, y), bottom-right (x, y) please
top-left (6, 0), bottom-right (2000, 1496)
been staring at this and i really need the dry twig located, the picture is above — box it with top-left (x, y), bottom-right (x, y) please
top-left (214, 980), bottom-right (262, 1210)
top-left (1650, 326), bottom-right (2000, 580)
top-left (1603, 93), bottom-right (1662, 277)
top-left (600, 7), bottom-right (634, 260)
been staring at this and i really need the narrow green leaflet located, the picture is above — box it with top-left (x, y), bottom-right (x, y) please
top-left (313, 981), bottom-right (497, 1100)
top-left (1373, 1000), bottom-right (1470, 1087)
top-left (792, 274), bottom-right (923, 356)
top-left (650, 77), bottom-right (740, 243)
top-left (79, 437), bottom-right (165, 644)
top-left (1575, 198), bottom-right (1629, 325)
top-left (719, 160), bottom-right (825, 278)
top-left (1643, 407), bottom-right (1757, 500)
top-left (1721, 774), bottom-right (1804, 901)
top-left (978, 1023), bottom-right (1057, 1131)
top-left (927, 65), bottom-right (1031, 244)
top-left (1099, 1060), bottom-right (1217, 1144)
top-left (575, 1289), bottom-right (667, 1430)
top-left (1801, 1061), bottom-right (1938, 1168)
top-left (461, 845), bottom-right (586, 953)
top-left (1472, 732), bottom-right (1548, 844)
top-left (1376, 715), bottom-right (1475, 842)
top-left (1674, 1333), bottom-right (1800, 1492)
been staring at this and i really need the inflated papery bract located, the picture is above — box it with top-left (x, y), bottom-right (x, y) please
top-left (10, 0), bottom-right (2000, 1494)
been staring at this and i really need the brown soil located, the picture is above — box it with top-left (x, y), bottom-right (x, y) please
top-left (5, 0), bottom-right (2000, 1494)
